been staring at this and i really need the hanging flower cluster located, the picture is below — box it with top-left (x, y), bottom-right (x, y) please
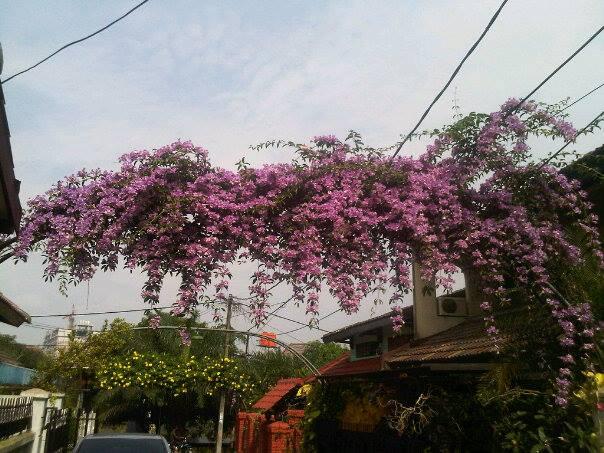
top-left (97, 351), bottom-right (255, 399)
top-left (15, 99), bottom-right (602, 404)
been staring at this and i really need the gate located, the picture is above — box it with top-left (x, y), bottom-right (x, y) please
top-left (43, 407), bottom-right (73, 453)
top-left (76, 409), bottom-right (97, 439)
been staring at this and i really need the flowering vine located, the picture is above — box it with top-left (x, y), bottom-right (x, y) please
top-left (97, 352), bottom-right (255, 400)
top-left (15, 99), bottom-right (602, 404)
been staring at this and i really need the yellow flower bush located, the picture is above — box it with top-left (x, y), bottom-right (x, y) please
top-left (97, 352), bottom-right (255, 399)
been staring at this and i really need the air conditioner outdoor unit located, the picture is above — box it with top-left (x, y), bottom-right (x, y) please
top-left (436, 296), bottom-right (468, 317)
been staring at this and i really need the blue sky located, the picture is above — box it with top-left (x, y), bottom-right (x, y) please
top-left (1, 0), bottom-right (603, 346)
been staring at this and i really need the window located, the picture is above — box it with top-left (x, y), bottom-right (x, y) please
top-left (355, 341), bottom-right (382, 358)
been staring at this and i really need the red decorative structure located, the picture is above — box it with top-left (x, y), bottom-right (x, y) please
top-left (235, 378), bottom-right (305, 453)
top-left (259, 332), bottom-right (277, 348)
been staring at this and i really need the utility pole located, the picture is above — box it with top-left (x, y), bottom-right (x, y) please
top-left (215, 296), bottom-right (233, 453)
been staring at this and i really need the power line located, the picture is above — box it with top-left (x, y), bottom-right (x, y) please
top-left (559, 81), bottom-right (604, 113)
top-left (232, 296), bottom-right (332, 333)
top-left (538, 110), bottom-right (604, 168)
top-left (280, 308), bottom-right (342, 336)
top-left (233, 299), bottom-right (332, 334)
top-left (261, 322), bottom-right (304, 343)
top-left (509, 26), bottom-right (604, 117)
top-left (31, 305), bottom-right (172, 318)
top-left (246, 296), bottom-right (294, 333)
top-left (390, 0), bottom-right (509, 160)
top-left (30, 306), bottom-right (216, 319)
top-left (1, 0), bottom-right (151, 84)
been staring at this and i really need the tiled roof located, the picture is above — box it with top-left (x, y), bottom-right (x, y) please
top-left (252, 378), bottom-right (303, 411)
top-left (387, 308), bottom-right (545, 365)
top-left (387, 318), bottom-right (498, 364)
top-left (322, 355), bottom-right (382, 377)
top-left (304, 352), bottom-right (382, 382)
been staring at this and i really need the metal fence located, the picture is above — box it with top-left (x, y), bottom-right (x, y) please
top-left (0, 396), bottom-right (32, 439)
top-left (44, 407), bottom-right (73, 453)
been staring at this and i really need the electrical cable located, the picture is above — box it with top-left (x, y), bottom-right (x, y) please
top-left (538, 110), bottom-right (604, 168)
top-left (31, 305), bottom-right (172, 318)
top-left (390, 0), bottom-right (509, 160)
top-left (246, 296), bottom-right (294, 333)
top-left (233, 299), bottom-right (332, 333)
top-left (559, 81), bottom-right (604, 113)
top-left (279, 308), bottom-right (342, 336)
top-left (508, 26), bottom-right (604, 117)
top-left (1, 0), bottom-right (151, 84)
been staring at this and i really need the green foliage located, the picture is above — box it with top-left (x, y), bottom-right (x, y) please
top-left (33, 312), bottom-right (242, 433)
top-left (0, 334), bottom-right (46, 369)
top-left (300, 382), bottom-right (352, 453)
top-left (483, 390), bottom-right (598, 452)
top-left (98, 352), bottom-right (255, 401)
top-left (245, 341), bottom-right (347, 400)
top-left (34, 318), bottom-right (134, 394)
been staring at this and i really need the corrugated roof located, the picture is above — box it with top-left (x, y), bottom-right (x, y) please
top-left (387, 318), bottom-right (498, 363)
top-left (387, 308), bottom-right (544, 365)
top-left (252, 378), bottom-right (303, 411)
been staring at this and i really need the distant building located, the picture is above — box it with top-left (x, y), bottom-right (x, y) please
top-left (283, 343), bottom-right (309, 357)
top-left (43, 320), bottom-right (94, 353)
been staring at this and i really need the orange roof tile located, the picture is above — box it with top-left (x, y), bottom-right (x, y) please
top-left (304, 352), bottom-right (383, 382)
top-left (252, 378), bottom-right (303, 411)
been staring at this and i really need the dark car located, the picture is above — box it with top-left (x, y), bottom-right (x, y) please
top-left (72, 433), bottom-right (171, 453)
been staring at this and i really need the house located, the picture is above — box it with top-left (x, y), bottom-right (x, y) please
top-left (318, 268), bottom-right (495, 378)
top-left (302, 267), bottom-right (551, 452)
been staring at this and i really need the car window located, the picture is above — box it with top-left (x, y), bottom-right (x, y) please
top-left (76, 437), bottom-right (168, 453)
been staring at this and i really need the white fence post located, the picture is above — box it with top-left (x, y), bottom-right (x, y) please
top-left (19, 388), bottom-right (65, 453)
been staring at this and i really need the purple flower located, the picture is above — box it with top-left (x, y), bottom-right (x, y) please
top-left (179, 328), bottom-right (192, 347)
top-left (149, 315), bottom-right (161, 329)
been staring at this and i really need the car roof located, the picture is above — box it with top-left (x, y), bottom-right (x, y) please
top-left (83, 433), bottom-right (166, 439)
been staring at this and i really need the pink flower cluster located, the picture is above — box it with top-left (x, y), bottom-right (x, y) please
top-left (15, 100), bottom-right (600, 404)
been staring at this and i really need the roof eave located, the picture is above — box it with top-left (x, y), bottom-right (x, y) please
top-left (0, 292), bottom-right (31, 326)
top-left (0, 82), bottom-right (22, 234)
